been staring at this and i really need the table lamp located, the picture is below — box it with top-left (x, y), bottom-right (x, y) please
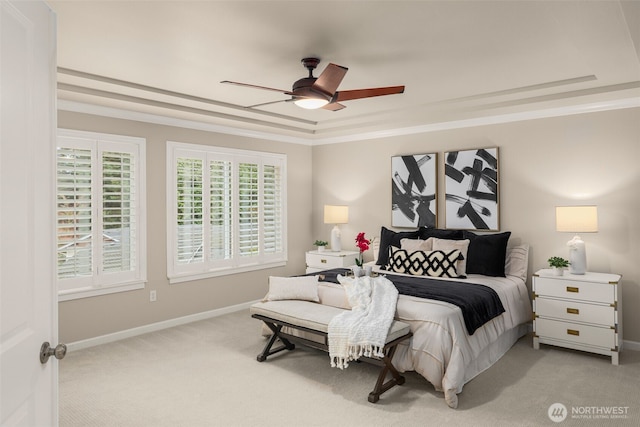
top-left (555, 206), bottom-right (598, 275)
top-left (324, 205), bottom-right (349, 252)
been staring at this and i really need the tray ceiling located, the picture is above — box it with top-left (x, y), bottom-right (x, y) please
top-left (50, 1), bottom-right (640, 142)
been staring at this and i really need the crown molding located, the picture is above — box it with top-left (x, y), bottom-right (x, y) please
top-left (58, 97), bottom-right (640, 146)
top-left (57, 100), bottom-right (313, 146)
top-left (313, 97), bottom-right (640, 145)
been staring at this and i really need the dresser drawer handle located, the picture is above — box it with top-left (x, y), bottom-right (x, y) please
top-left (566, 286), bottom-right (579, 293)
top-left (567, 329), bottom-right (580, 336)
top-left (320, 259), bottom-right (327, 264)
top-left (566, 308), bottom-right (580, 315)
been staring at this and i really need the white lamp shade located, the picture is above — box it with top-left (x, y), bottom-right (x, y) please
top-left (555, 206), bottom-right (598, 232)
top-left (324, 205), bottom-right (349, 224)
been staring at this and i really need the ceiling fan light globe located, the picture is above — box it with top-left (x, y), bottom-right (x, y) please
top-left (294, 98), bottom-right (329, 109)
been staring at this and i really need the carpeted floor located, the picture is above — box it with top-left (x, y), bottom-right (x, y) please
top-left (60, 309), bottom-right (640, 427)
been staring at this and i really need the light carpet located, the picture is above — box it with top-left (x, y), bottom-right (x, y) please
top-left (60, 309), bottom-right (640, 427)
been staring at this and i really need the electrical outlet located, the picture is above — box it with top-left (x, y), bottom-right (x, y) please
top-left (150, 290), bottom-right (157, 302)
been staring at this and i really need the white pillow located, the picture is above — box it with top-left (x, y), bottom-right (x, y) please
top-left (432, 238), bottom-right (470, 278)
top-left (386, 246), bottom-right (461, 278)
top-left (400, 237), bottom-right (434, 252)
top-left (263, 276), bottom-right (320, 302)
top-left (505, 244), bottom-right (529, 281)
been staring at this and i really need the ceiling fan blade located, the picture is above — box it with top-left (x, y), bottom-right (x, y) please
top-left (221, 80), bottom-right (294, 95)
top-left (312, 63), bottom-right (348, 96)
top-left (246, 98), bottom-right (293, 108)
top-left (322, 102), bottom-right (346, 111)
top-left (334, 85), bottom-right (405, 102)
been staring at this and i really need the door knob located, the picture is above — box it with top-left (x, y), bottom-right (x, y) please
top-left (40, 341), bottom-right (67, 364)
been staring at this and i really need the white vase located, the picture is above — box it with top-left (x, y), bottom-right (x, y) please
top-left (351, 266), bottom-right (363, 277)
top-left (552, 267), bottom-right (564, 276)
top-left (317, 246), bottom-right (325, 252)
top-left (365, 265), bottom-right (373, 277)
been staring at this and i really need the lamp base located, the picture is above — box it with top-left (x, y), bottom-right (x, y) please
top-left (330, 225), bottom-right (342, 252)
top-left (567, 235), bottom-right (586, 275)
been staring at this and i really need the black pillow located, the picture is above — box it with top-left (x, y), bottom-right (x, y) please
top-left (463, 231), bottom-right (511, 277)
top-left (420, 227), bottom-right (464, 240)
top-left (376, 226), bottom-right (421, 267)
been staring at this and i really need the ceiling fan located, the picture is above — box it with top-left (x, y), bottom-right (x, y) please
top-left (221, 57), bottom-right (405, 111)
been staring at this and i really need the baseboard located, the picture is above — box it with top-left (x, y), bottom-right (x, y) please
top-left (66, 300), bottom-right (259, 352)
top-left (623, 339), bottom-right (640, 352)
top-left (66, 306), bottom-right (640, 354)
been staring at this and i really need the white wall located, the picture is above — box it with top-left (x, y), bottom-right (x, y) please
top-left (312, 107), bottom-right (640, 343)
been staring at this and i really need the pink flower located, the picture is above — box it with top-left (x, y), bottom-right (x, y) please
top-left (355, 232), bottom-right (370, 253)
top-left (354, 232), bottom-right (371, 266)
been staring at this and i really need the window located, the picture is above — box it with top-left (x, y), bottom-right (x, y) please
top-left (57, 129), bottom-right (146, 300)
top-left (167, 141), bottom-right (287, 283)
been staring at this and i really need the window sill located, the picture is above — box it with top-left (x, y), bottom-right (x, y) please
top-left (58, 280), bottom-right (146, 301)
top-left (168, 261), bottom-right (287, 285)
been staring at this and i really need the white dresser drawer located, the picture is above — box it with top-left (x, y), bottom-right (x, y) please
top-left (306, 253), bottom-right (346, 269)
top-left (535, 297), bottom-right (615, 327)
top-left (305, 250), bottom-right (357, 271)
top-left (534, 276), bottom-right (615, 304)
top-left (535, 318), bottom-right (616, 349)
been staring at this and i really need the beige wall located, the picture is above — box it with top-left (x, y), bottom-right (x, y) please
top-left (312, 108), bottom-right (640, 343)
top-left (58, 111), bottom-right (313, 343)
top-left (58, 107), bottom-right (640, 345)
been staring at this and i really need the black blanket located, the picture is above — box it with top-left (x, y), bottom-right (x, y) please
top-left (315, 268), bottom-right (505, 335)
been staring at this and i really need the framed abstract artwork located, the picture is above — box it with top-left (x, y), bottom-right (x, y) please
top-left (391, 153), bottom-right (437, 228)
top-left (444, 147), bottom-right (499, 231)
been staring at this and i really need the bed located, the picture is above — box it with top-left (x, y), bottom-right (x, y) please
top-left (310, 226), bottom-right (533, 408)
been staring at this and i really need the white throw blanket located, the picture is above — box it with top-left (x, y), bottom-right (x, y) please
top-left (328, 275), bottom-right (399, 369)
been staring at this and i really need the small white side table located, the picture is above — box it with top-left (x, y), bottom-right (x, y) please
top-left (305, 250), bottom-right (358, 274)
top-left (532, 269), bottom-right (622, 365)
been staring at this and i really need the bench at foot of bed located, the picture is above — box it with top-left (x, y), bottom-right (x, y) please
top-left (250, 300), bottom-right (412, 403)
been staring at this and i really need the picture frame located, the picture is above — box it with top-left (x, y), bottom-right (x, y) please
top-left (444, 147), bottom-right (499, 231)
top-left (391, 153), bottom-right (437, 228)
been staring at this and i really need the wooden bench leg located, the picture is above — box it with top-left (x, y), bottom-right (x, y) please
top-left (368, 343), bottom-right (405, 403)
top-left (256, 321), bottom-right (295, 362)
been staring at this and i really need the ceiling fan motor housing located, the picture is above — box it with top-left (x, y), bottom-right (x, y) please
top-left (292, 76), bottom-right (330, 101)
top-left (292, 58), bottom-right (332, 101)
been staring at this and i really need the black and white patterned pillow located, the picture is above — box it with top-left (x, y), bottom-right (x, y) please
top-left (386, 246), bottom-right (461, 278)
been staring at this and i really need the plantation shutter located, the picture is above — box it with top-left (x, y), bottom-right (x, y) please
top-left (238, 162), bottom-right (259, 258)
top-left (167, 141), bottom-right (286, 282)
top-left (101, 150), bottom-right (136, 273)
top-left (176, 157), bottom-right (204, 264)
top-left (57, 130), bottom-right (146, 298)
top-left (210, 159), bottom-right (232, 260)
top-left (56, 146), bottom-right (93, 279)
top-left (263, 163), bottom-right (283, 255)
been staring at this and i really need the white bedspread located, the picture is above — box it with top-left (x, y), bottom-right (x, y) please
top-left (317, 270), bottom-right (533, 408)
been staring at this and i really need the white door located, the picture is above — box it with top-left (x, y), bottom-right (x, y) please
top-left (1, 1), bottom-right (58, 426)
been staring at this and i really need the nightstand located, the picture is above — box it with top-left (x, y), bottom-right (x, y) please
top-left (305, 250), bottom-right (358, 274)
top-left (533, 269), bottom-right (622, 365)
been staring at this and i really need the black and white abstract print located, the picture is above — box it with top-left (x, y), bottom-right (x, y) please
top-left (445, 148), bottom-right (499, 230)
top-left (391, 154), bottom-right (437, 228)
